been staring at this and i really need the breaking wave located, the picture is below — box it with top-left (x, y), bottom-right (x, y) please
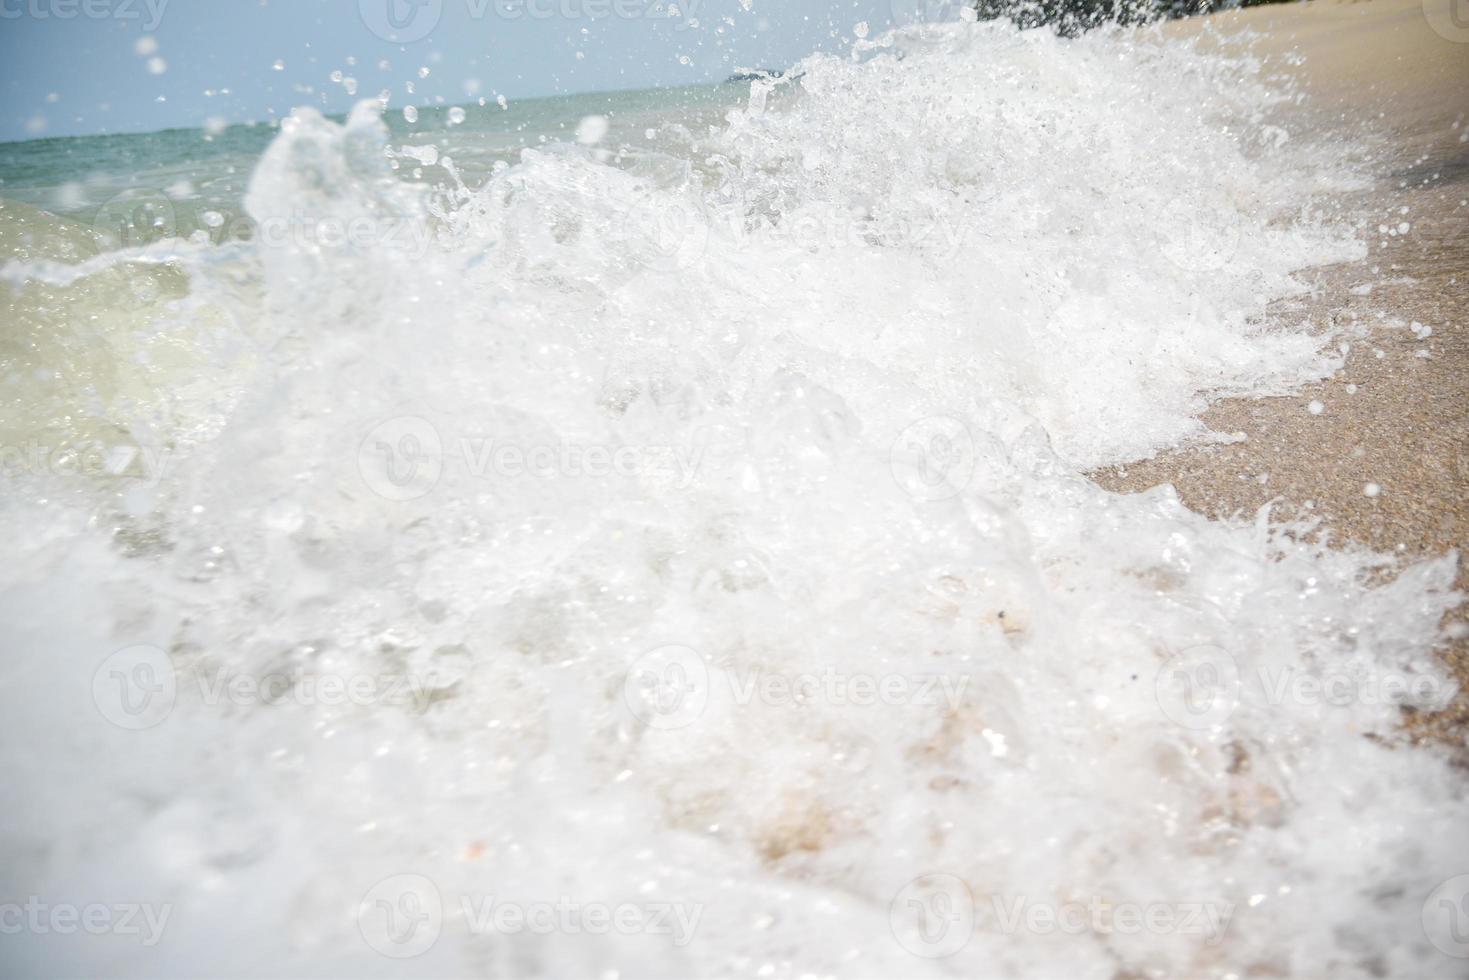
top-left (1, 17), bottom-right (1464, 980)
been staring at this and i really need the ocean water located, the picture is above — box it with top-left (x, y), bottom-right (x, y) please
top-left (0, 82), bottom-right (745, 246)
top-left (1, 16), bottom-right (1466, 980)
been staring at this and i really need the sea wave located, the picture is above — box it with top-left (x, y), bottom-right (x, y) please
top-left (0, 17), bottom-right (1462, 979)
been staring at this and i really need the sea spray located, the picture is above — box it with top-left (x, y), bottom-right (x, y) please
top-left (0, 17), bottom-right (1464, 980)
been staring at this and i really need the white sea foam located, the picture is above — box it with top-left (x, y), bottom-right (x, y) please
top-left (1, 18), bottom-right (1465, 980)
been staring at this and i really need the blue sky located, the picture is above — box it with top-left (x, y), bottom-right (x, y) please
top-left (0, 0), bottom-right (953, 142)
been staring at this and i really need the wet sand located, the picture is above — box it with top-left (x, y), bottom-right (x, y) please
top-left (1093, 0), bottom-right (1469, 743)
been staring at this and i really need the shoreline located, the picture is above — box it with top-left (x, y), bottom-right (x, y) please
top-left (1094, 0), bottom-right (1469, 743)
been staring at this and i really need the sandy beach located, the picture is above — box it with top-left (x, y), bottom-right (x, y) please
top-left (1097, 0), bottom-right (1469, 744)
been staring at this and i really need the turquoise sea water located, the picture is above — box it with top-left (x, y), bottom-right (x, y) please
top-left (0, 82), bottom-right (743, 245)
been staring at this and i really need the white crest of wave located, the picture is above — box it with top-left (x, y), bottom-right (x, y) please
top-left (1, 18), bottom-right (1463, 980)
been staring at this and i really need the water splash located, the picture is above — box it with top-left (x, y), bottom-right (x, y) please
top-left (0, 17), bottom-right (1463, 980)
